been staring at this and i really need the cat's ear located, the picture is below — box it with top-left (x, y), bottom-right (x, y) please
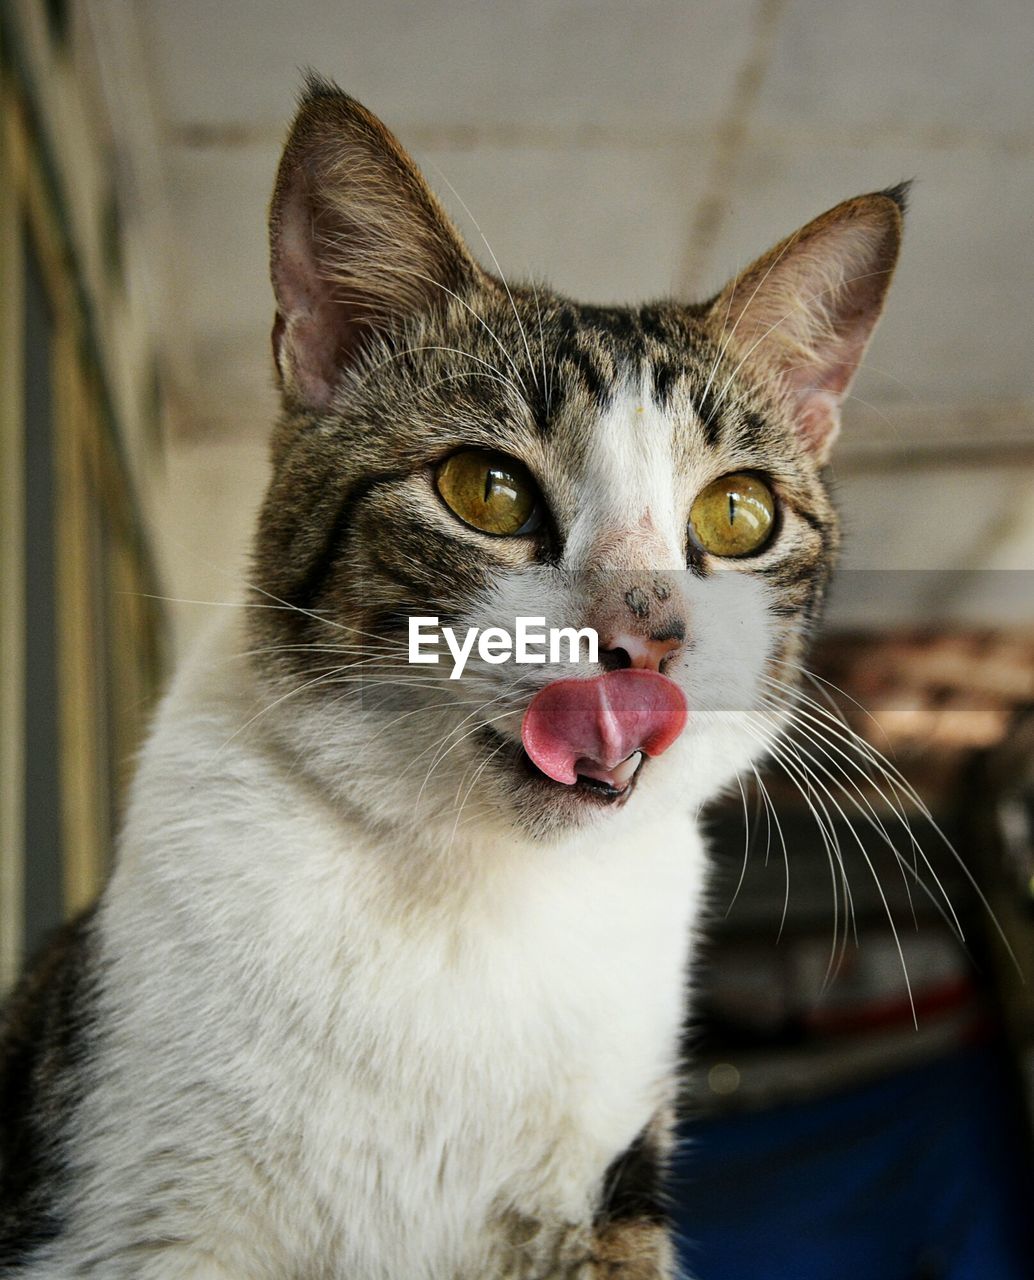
top-left (269, 76), bottom-right (482, 410)
top-left (707, 185), bottom-right (907, 462)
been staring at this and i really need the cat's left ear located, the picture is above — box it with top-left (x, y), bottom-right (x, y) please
top-left (269, 76), bottom-right (483, 411)
top-left (707, 185), bottom-right (907, 462)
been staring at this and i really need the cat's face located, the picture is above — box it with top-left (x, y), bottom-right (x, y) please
top-left (248, 79), bottom-right (902, 844)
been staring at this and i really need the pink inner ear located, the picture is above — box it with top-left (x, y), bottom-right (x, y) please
top-left (279, 300), bottom-right (353, 409)
top-left (783, 350), bottom-right (854, 460)
top-left (794, 389), bottom-right (841, 459)
top-left (271, 188), bottom-right (353, 409)
top-left (783, 327), bottom-right (870, 460)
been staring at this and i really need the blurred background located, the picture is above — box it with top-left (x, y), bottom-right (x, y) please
top-left (1, 1), bottom-right (1032, 1275)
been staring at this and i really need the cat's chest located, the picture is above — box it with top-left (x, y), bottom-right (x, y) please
top-left (244, 818), bottom-right (702, 1264)
top-left (111, 707), bottom-right (705, 1272)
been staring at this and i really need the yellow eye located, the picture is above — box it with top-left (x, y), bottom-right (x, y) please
top-left (690, 473), bottom-right (775, 557)
top-left (435, 449), bottom-right (542, 537)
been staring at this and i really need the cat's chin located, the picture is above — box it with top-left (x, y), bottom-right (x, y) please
top-left (477, 724), bottom-right (645, 820)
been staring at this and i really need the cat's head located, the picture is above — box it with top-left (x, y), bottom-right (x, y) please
top-left (249, 77), bottom-right (903, 846)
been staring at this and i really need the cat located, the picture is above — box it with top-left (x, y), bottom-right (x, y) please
top-left (0, 75), bottom-right (904, 1278)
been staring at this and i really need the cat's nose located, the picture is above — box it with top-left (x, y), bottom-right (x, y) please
top-left (600, 630), bottom-right (684, 673)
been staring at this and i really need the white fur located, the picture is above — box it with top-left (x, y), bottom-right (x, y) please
top-left (565, 383), bottom-right (686, 569)
top-left (20, 614), bottom-right (706, 1278)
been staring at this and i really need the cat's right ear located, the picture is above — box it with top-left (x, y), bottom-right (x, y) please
top-left (269, 76), bottom-right (482, 411)
top-left (706, 185), bottom-right (906, 462)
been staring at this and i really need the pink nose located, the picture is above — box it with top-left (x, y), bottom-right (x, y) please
top-left (601, 631), bottom-right (683, 673)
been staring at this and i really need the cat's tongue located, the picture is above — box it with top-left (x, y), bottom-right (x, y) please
top-left (521, 670), bottom-right (687, 788)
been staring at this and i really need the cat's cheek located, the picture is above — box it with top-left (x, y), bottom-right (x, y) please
top-left (682, 573), bottom-right (775, 701)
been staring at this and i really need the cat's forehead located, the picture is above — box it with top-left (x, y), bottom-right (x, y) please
top-left (422, 286), bottom-right (801, 479)
top-left (463, 290), bottom-right (717, 424)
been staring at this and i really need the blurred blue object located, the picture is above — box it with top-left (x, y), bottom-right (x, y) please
top-left (671, 1042), bottom-right (1034, 1279)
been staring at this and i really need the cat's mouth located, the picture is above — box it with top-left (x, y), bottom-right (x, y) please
top-left (519, 670), bottom-right (686, 799)
top-left (552, 750), bottom-right (646, 805)
top-left (479, 727), bottom-right (647, 807)
top-left (476, 670), bottom-right (686, 811)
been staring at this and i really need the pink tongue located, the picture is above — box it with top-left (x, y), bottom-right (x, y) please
top-left (521, 669), bottom-right (688, 786)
